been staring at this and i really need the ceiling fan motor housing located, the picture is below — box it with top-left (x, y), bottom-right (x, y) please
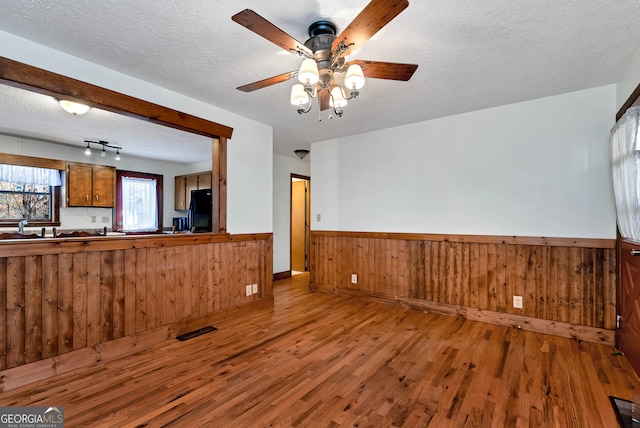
top-left (307, 20), bottom-right (337, 38)
top-left (305, 20), bottom-right (338, 81)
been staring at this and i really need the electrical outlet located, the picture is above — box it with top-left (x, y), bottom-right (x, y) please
top-left (91, 216), bottom-right (97, 223)
top-left (101, 216), bottom-right (110, 223)
top-left (513, 295), bottom-right (523, 309)
top-left (351, 274), bottom-right (358, 284)
top-left (252, 283), bottom-right (257, 294)
top-left (245, 285), bottom-right (252, 296)
top-left (316, 213), bottom-right (322, 222)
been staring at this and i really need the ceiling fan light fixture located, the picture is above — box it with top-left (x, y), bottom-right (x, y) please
top-left (329, 86), bottom-right (348, 108)
top-left (345, 64), bottom-right (365, 90)
top-left (58, 99), bottom-right (91, 115)
top-left (297, 58), bottom-right (319, 85)
top-left (290, 83), bottom-right (310, 106)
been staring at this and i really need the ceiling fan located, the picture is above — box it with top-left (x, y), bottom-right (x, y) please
top-left (232, 0), bottom-right (418, 118)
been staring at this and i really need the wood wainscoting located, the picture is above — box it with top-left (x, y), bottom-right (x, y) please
top-left (0, 233), bottom-right (272, 391)
top-left (310, 231), bottom-right (616, 344)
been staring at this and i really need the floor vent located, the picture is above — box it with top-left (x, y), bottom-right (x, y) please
top-left (610, 396), bottom-right (635, 428)
top-left (176, 326), bottom-right (218, 341)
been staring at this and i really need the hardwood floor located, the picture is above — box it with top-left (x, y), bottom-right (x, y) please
top-left (0, 273), bottom-right (639, 427)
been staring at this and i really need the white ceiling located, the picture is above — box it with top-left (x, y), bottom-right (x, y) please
top-left (1, 0), bottom-right (640, 161)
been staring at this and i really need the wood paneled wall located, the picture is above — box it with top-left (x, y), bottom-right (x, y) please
top-left (0, 233), bottom-right (272, 374)
top-left (310, 231), bottom-right (616, 343)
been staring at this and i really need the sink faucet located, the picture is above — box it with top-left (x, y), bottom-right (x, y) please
top-left (18, 219), bottom-right (28, 234)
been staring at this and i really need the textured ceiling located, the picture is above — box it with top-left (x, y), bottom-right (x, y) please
top-left (0, 0), bottom-right (640, 161)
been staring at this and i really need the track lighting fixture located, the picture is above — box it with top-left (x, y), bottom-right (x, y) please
top-left (83, 140), bottom-right (122, 161)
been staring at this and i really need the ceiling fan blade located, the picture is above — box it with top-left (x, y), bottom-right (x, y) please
top-left (332, 0), bottom-right (409, 54)
top-left (319, 90), bottom-right (330, 111)
top-left (232, 9), bottom-right (312, 56)
top-left (237, 71), bottom-right (298, 92)
top-left (345, 60), bottom-right (418, 81)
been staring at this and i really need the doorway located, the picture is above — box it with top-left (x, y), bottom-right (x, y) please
top-left (619, 240), bottom-right (640, 377)
top-left (291, 174), bottom-right (310, 274)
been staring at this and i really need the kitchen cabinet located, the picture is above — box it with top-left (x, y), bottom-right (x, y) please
top-left (174, 175), bottom-right (187, 211)
top-left (66, 162), bottom-right (115, 207)
top-left (185, 174), bottom-right (198, 208)
top-left (175, 171), bottom-right (212, 210)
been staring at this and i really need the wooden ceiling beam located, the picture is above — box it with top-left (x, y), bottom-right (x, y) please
top-left (0, 56), bottom-right (233, 140)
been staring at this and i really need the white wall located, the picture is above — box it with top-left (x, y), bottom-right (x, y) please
top-left (617, 42), bottom-right (640, 110)
top-left (311, 85), bottom-right (617, 239)
top-left (272, 154), bottom-right (310, 273)
top-left (309, 141), bottom-right (339, 230)
top-left (0, 30), bottom-right (273, 234)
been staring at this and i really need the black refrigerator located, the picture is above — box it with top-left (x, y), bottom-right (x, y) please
top-left (187, 189), bottom-right (212, 233)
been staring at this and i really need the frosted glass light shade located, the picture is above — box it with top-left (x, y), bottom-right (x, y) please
top-left (58, 99), bottom-right (91, 115)
top-left (345, 64), bottom-right (365, 90)
top-left (329, 86), bottom-right (348, 108)
top-left (297, 58), bottom-right (319, 85)
top-left (290, 84), bottom-right (310, 106)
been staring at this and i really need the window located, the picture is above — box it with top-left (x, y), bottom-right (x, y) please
top-left (0, 164), bottom-right (61, 225)
top-left (115, 170), bottom-right (163, 232)
top-left (612, 106), bottom-right (640, 241)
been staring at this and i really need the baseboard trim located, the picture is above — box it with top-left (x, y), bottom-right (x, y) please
top-left (0, 297), bottom-right (274, 392)
top-left (273, 271), bottom-right (291, 281)
top-left (311, 284), bottom-right (614, 345)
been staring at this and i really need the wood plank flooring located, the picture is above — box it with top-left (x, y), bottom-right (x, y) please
top-left (0, 273), bottom-right (638, 427)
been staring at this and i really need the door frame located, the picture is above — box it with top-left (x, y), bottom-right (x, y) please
top-left (290, 174), bottom-right (310, 273)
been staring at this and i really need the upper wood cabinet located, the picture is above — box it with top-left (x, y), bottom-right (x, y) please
top-left (175, 171), bottom-right (212, 210)
top-left (174, 175), bottom-right (187, 211)
top-left (197, 172), bottom-right (212, 189)
top-left (66, 162), bottom-right (115, 207)
top-left (185, 174), bottom-right (199, 208)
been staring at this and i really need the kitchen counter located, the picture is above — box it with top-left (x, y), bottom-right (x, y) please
top-left (0, 228), bottom-right (126, 238)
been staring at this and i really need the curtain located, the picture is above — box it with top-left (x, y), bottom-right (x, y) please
top-left (121, 176), bottom-right (157, 231)
top-left (611, 106), bottom-right (640, 241)
top-left (0, 164), bottom-right (61, 186)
